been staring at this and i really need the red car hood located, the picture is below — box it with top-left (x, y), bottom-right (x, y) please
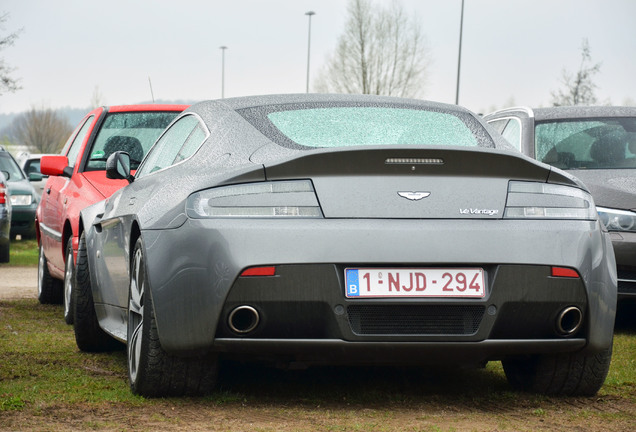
top-left (83, 171), bottom-right (131, 199)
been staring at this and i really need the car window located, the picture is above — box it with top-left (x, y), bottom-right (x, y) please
top-left (174, 124), bottom-right (207, 163)
top-left (0, 153), bottom-right (25, 181)
top-left (238, 102), bottom-right (493, 149)
top-left (65, 115), bottom-right (95, 168)
top-left (535, 118), bottom-right (636, 169)
top-left (135, 115), bottom-right (206, 178)
top-left (487, 119), bottom-right (509, 134)
top-left (264, 107), bottom-right (479, 148)
top-left (85, 111), bottom-right (180, 171)
top-left (23, 159), bottom-right (44, 176)
top-left (500, 118), bottom-right (522, 150)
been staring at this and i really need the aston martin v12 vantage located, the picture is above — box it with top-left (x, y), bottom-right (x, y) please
top-left (75, 94), bottom-right (616, 397)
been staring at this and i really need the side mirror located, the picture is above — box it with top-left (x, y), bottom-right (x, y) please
top-left (106, 151), bottom-right (134, 183)
top-left (40, 155), bottom-right (72, 178)
top-left (1, 170), bottom-right (9, 181)
top-left (28, 172), bottom-right (44, 182)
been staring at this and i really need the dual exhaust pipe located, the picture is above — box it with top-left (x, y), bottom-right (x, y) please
top-left (228, 305), bottom-right (260, 334)
top-left (556, 306), bottom-right (583, 336)
top-left (228, 304), bottom-right (583, 337)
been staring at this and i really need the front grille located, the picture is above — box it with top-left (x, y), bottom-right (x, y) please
top-left (618, 270), bottom-right (636, 294)
top-left (347, 305), bottom-right (485, 336)
top-left (618, 279), bottom-right (636, 294)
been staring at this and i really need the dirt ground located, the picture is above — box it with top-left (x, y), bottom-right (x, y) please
top-left (0, 266), bottom-right (37, 300)
top-left (1, 266), bottom-right (635, 431)
top-left (2, 396), bottom-right (635, 432)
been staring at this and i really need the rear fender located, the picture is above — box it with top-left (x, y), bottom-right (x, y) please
top-left (80, 200), bottom-right (107, 299)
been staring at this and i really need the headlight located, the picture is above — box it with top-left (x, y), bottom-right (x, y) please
top-left (597, 207), bottom-right (636, 232)
top-left (186, 180), bottom-right (323, 218)
top-left (504, 181), bottom-right (597, 220)
top-left (10, 194), bottom-right (33, 206)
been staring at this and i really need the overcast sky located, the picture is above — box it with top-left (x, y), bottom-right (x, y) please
top-left (1, 0), bottom-right (635, 116)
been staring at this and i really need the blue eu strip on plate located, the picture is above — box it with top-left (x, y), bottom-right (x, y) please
top-left (345, 268), bottom-right (360, 297)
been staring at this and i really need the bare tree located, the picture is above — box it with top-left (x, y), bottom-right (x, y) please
top-left (9, 107), bottom-right (73, 154)
top-left (89, 85), bottom-right (105, 108)
top-left (551, 39), bottom-right (601, 106)
top-left (315, 0), bottom-right (430, 98)
top-left (0, 12), bottom-right (22, 96)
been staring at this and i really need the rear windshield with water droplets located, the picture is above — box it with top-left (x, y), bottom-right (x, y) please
top-left (238, 103), bottom-right (490, 149)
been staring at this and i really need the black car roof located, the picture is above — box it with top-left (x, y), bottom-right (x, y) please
top-left (532, 106), bottom-right (636, 121)
top-left (485, 105), bottom-right (636, 122)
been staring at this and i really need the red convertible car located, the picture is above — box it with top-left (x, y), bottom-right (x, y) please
top-left (36, 104), bottom-right (186, 323)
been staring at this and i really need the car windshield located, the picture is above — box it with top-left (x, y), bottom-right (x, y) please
top-left (86, 111), bottom-right (179, 171)
top-left (535, 118), bottom-right (636, 169)
top-left (0, 153), bottom-right (25, 181)
top-left (239, 104), bottom-right (483, 149)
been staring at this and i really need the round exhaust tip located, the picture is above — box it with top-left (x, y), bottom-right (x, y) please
top-left (556, 306), bottom-right (583, 336)
top-left (228, 305), bottom-right (260, 334)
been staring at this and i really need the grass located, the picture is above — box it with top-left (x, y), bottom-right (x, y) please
top-left (1, 239), bottom-right (635, 430)
top-left (1, 238), bottom-right (39, 267)
top-left (0, 300), bottom-right (141, 407)
top-left (1, 300), bottom-right (635, 406)
top-left (0, 299), bottom-right (634, 430)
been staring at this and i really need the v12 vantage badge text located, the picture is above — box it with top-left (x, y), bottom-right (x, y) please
top-left (460, 208), bottom-right (499, 216)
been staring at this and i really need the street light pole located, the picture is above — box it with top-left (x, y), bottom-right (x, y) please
top-left (455, 0), bottom-right (464, 105)
top-left (305, 11), bottom-right (316, 93)
top-left (220, 46), bottom-right (228, 99)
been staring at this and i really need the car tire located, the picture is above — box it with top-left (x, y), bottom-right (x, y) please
top-left (502, 345), bottom-right (613, 396)
top-left (63, 237), bottom-right (76, 324)
top-left (38, 243), bottom-right (62, 304)
top-left (73, 232), bottom-right (121, 352)
top-left (127, 237), bottom-right (218, 397)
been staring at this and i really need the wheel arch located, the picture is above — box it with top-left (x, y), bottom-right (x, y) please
top-left (62, 219), bottom-right (74, 262)
top-left (129, 220), bottom-right (142, 271)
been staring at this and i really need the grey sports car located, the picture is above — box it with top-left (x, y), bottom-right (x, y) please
top-left (484, 106), bottom-right (636, 302)
top-left (75, 94), bottom-right (616, 397)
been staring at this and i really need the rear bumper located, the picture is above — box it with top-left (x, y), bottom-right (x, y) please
top-left (0, 215), bottom-right (9, 244)
top-left (213, 338), bottom-right (587, 366)
top-left (139, 218), bottom-right (616, 360)
top-left (10, 205), bottom-right (36, 237)
top-left (209, 263), bottom-right (593, 366)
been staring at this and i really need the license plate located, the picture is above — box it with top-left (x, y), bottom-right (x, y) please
top-left (345, 268), bottom-right (485, 298)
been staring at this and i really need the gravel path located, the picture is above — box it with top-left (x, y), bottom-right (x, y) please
top-left (0, 266), bottom-right (38, 300)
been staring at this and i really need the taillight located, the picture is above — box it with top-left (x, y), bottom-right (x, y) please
top-left (0, 182), bottom-right (6, 204)
top-left (186, 180), bottom-right (323, 219)
top-left (504, 181), bottom-right (597, 220)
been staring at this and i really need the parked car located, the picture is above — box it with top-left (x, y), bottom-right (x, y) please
top-left (18, 153), bottom-right (49, 198)
top-left (0, 170), bottom-right (11, 263)
top-left (36, 104), bottom-right (187, 325)
top-left (483, 106), bottom-right (636, 302)
top-left (0, 146), bottom-right (39, 239)
top-left (75, 94), bottom-right (616, 397)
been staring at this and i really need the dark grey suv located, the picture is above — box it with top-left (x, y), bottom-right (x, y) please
top-left (484, 106), bottom-right (636, 301)
top-left (0, 147), bottom-right (39, 239)
top-left (0, 169), bottom-right (11, 262)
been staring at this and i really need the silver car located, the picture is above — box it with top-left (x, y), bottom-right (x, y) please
top-left (75, 94), bottom-right (616, 397)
